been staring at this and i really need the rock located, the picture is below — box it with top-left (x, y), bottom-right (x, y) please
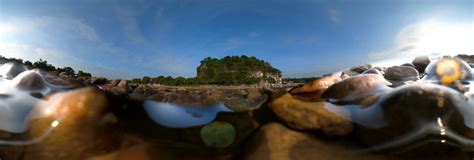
top-left (412, 56), bottom-right (431, 73)
top-left (354, 84), bottom-right (465, 147)
top-left (384, 66), bottom-right (419, 86)
top-left (401, 63), bottom-right (416, 68)
top-left (111, 86), bottom-right (129, 97)
top-left (269, 93), bottom-right (352, 136)
top-left (289, 74), bottom-right (342, 102)
top-left (321, 74), bottom-right (391, 104)
top-left (362, 68), bottom-right (383, 75)
top-left (351, 64), bottom-right (372, 73)
top-left (147, 93), bottom-right (166, 102)
top-left (13, 70), bottom-right (47, 91)
top-left (41, 87), bottom-right (109, 123)
top-left (91, 77), bottom-right (108, 85)
top-left (0, 62), bottom-right (28, 79)
top-left (59, 72), bottom-right (69, 77)
top-left (247, 88), bottom-right (262, 100)
top-left (110, 79), bottom-right (120, 86)
top-left (128, 92), bottom-right (145, 102)
top-left (243, 123), bottom-right (389, 160)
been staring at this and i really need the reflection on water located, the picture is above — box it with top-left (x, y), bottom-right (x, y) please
top-left (323, 56), bottom-right (474, 153)
top-left (143, 94), bottom-right (268, 128)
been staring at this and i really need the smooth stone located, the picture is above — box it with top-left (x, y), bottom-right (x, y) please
top-left (269, 93), bottom-right (352, 136)
top-left (289, 74), bottom-right (342, 102)
top-left (321, 74), bottom-right (391, 104)
top-left (243, 123), bottom-right (389, 160)
top-left (0, 62), bottom-right (28, 79)
top-left (362, 68), bottom-right (383, 75)
top-left (200, 121), bottom-right (236, 148)
top-left (412, 56), bottom-right (431, 73)
top-left (351, 64), bottom-right (372, 73)
top-left (354, 84), bottom-right (466, 147)
top-left (13, 70), bottom-right (47, 91)
top-left (384, 66), bottom-right (419, 86)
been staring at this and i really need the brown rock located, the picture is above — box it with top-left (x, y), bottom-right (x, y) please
top-left (243, 123), bottom-right (389, 160)
top-left (289, 74), bottom-right (342, 102)
top-left (269, 93), bottom-right (352, 136)
top-left (384, 66), bottom-right (419, 81)
top-left (321, 74), bottom-right (391, 103)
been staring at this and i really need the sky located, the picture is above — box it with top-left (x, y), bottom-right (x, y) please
top-left (0, 0), bottom-right (472, 79)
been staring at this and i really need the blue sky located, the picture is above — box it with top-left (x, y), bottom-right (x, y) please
top-left (0, 0), bottom-right (472, 78)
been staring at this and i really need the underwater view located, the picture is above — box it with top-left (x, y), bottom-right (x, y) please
top-left (0, 0), bottom-right (473, 160)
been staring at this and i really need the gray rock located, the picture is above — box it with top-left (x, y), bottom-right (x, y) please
top-left (322, 74), bottom-right (391, 103)
top-left (384, 66), bottom-right (419, 86)
top-left (0, 62), bottom-right (27, 79)
top-left (412, 56), bottom-right (431, 73)
top-left (13, 71), bottom-right (46, 91)
top-left (362, 68), bottom-right (383, 75)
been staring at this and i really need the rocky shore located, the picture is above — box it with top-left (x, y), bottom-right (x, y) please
top-left (0, 55), bottom-right (474, 160)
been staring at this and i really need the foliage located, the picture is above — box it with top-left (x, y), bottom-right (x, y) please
top-left (77, 70), bottom-right (92, 77)
top-left (196, 55), bottom-right (281, 85)
top-left (57, 67), bottom-right (75, 75)
top-left (131, 55), bottom-right (282, 86)
top-left (0, 55), bottom-right (92, 78)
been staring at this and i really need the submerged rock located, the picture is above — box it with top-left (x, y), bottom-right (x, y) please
top-left (269, 93), bottom-right (352, 135)
top-left (243, 123), bottom-right (389, 160)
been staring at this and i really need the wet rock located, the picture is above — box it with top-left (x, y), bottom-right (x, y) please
top-left (412, 56), bottom-right (431, 73)
top-left (87, 143), bottom-right (232, 160)
top-left (289, 74), bottom-right (342, 102)
top-left (42, 87), bottom-right (109, 123)
top-left (0, 62), bottom-right (27, 79)
top-left (243, 123), bottom-right (389, 160)
top-left (269, 93), bottom-right (352, 135)
top-left (351, 64), bottom-right (372, 73)
top-left (384, 66), bottom-right (419, 86)
top-left (362, 68), bottom-right (383, 75)
top-left (13, 70), bottom-right (47, 91)
top-left (354, 84), bottom-right (466, 147)
top-left (247, 88), bottom-right (262, 100)
top-left (321, 74), bottom-right (390, 104)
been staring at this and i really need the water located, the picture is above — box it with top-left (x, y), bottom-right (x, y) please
top-left (1, 57), bottom-right (474, 159)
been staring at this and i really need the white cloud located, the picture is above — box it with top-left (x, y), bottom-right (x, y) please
top-left (328, 8), bottom-right (341, 23)
top-left (368, 18), bottom-right (474, 61)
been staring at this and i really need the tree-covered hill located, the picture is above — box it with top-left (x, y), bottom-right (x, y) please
top-left (196, 55), bottom-right (282, 85)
